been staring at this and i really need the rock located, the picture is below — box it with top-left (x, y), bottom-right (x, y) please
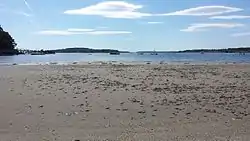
top-left (122, 108), bottom-right (128, 111)
top-left (65, 113), bottom-right (71, 116)
top-left (39, 105), bottom-right (44, 108)
top-left (138, 110), bottom-right (146, 114)
top-left (78, 104), bottom-right (84, 107)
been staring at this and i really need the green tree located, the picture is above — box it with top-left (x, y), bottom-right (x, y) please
top-left (0, 25), bottom-right (18, 55)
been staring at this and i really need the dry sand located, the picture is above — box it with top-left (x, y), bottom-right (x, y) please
top-left (0, 63), bottom-right (249, 141)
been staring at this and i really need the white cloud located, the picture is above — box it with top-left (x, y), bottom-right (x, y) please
top-left (86, 31), bottom-right (131, 35)
top-left (67, 28), bottom-right (94, 32)
top-left (64, 1), bottom-right (151, 19)
top-left (231, 32), bottom-right (250, 37)
top-left (37, 30), bottom-right (78, 36)
top-left (16, 11), bottom-right (32, 17)
top-left (161, 6), bottom-right (242, 16)
top-left (23, 0), bottom-right (33, 12)
top-left (181, 23), bottom-right (244, 32)
top-left (36, 29), bottom-right (131, 36)
top-left (210, 15), bottom-right (250, 19)
top-left (147, 22), bottom-right (164, 24)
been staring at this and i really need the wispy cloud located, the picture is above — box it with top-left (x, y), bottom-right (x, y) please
top-left (16, 11), bottom-right (32, 17)
top-left (23, 0), bottom-right (33, 12)
top-left (67, 28), bottom-right (94, 32)
top-left (64, 1), bottom-right (152, 19)
top-left (86, 31), bottom-right (131, 35)
top-left (231, 32), bottom-right (250, 37)
top-left (160, 6), bottom-right (242, 16)
top-left (147, 22), bottom-right (164, 24)
top-left (0, 6), bottom-right (32, 17)
top-left (210, 15), bottom-right (250, 20)
top-left (37, 30), bottom-right (77, 36)
top-left (36, 28), bottom-right (131, 36)
top-left (181, 23), bottom-right (244, 32)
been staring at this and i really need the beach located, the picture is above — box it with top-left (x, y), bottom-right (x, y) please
top-left (0, 63), bottom-right (249, 141)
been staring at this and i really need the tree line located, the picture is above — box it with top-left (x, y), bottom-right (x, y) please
top-left (0, 25), bottom-right (18, 55)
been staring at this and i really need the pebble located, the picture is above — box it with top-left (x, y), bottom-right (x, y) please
top-left (39, 105), bottom-right (44, 108)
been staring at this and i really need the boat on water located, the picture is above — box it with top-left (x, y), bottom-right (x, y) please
top-left (30, 52), bottom-right (45, 55)
top-left (109, 52), bottom-right (120, 55)
top-left (151, 49), bottom-right (158, 55)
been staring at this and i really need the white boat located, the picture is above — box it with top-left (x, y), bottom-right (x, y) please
top-left (30, 52), bottom-right (45, 55)
top-left (151, 49), bottom-right (158, 55)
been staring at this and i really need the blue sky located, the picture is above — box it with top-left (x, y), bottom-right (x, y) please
top-left (1, 0), bottom-right (250, 51)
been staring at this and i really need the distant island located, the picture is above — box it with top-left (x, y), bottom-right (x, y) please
top-left (137, 47), bottom-right (250, 54)
top-left (19, 48), bottom-right (129, 55)
top-left (50, 47), bottom-right (128, 53)
top-left (178, 47), bottom-right (250, 53)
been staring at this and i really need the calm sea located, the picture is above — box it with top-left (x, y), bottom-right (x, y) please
top-left (0, 53), bottom-right (249, 65)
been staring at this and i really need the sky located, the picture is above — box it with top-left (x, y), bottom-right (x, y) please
top-left (1, 0), bottom-right (250, 51)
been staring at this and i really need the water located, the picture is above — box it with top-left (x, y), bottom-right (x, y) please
top-left (0, 53), bottom-right (249, 65)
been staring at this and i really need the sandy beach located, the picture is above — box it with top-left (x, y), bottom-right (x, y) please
top-left (0, 63), bottom-right (249, 141)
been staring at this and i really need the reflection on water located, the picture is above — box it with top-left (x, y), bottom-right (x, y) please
top-left (0, 53), bottom-right (250, 65)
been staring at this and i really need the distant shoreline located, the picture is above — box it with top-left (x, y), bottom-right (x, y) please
top-left (137, 47), bottom-right (250, 54)
top-left (17, 47), bottom-right (250, 55)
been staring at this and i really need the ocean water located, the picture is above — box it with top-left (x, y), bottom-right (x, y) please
top-left (0, 53), bottom-right (249, 65)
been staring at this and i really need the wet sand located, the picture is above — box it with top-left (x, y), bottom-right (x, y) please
top-left (0, 63), bottom-right (249, 141)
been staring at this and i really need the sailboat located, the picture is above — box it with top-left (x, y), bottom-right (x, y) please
top-left (151, 49), bottom-right (158, 55)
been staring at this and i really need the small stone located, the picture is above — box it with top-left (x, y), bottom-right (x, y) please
top-left (138, 110), bottom-right (146, 114)
top-left (78, 104), bottom-right (84, 107)
top-left (122, 108), bottom-right (128, 111)
top-left (65, 113), bottom-right (72, 116)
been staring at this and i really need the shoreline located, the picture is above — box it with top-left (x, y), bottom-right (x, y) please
top-left (1, 60), bottom-right (250, 66)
